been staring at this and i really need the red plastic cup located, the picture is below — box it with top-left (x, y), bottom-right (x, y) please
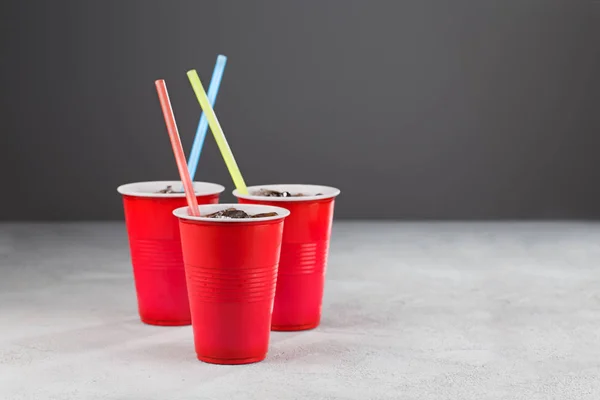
top-left (117, 181), bottom-right (224, 326)
top-left (234, 184), bottom-right (340, 331)
top-left (173, 203), bottom-right (290, 364)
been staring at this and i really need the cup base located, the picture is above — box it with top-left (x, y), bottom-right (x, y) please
top-left (141, 318), bottom-right (192, 327)
top-left (197, 354), bottom-right (267, 365)
top-left (271, 321), bottom-right (320, 332)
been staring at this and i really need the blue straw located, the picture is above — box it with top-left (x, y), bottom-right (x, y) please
top-left (187, 54), bottom-right (228, 180)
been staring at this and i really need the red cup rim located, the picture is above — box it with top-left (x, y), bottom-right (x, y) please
top-left (173, 203), bottom-right (291, 223)
top-left (233, 184), bottom-right (340, 202)
top-left (117, 181), bottom-right (225, 198)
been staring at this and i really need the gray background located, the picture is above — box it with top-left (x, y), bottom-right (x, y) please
top-left (1, 0), bottom-right (598, 221)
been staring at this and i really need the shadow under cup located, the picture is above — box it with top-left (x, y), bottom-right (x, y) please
top-left (174, 203), bottom-right (290, 365)
top-left (234, 184), bottom-right (340, 331)
top-left (117, 181), bottom-right (224, 326)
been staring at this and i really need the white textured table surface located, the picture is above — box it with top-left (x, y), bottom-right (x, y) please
top-left (1, 222), bottom-right (600, 399)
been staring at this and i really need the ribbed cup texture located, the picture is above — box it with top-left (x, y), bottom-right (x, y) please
top-left (278, 240), bottom-right (329, 275)
top-left (185, 264), bottom-right (278, 303)
top-left (130, 239), bottom-right (184, 270)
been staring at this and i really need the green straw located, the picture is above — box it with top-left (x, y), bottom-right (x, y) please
top-left (186, 69), bottom-right (248, 195)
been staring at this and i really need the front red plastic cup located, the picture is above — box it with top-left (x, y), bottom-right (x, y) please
top-left (117, 181), bottom-right (224, 326)
top-left (234, 184), bottom-right (340, 331)
top-left (173, 203), bottom-right (290, 365)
